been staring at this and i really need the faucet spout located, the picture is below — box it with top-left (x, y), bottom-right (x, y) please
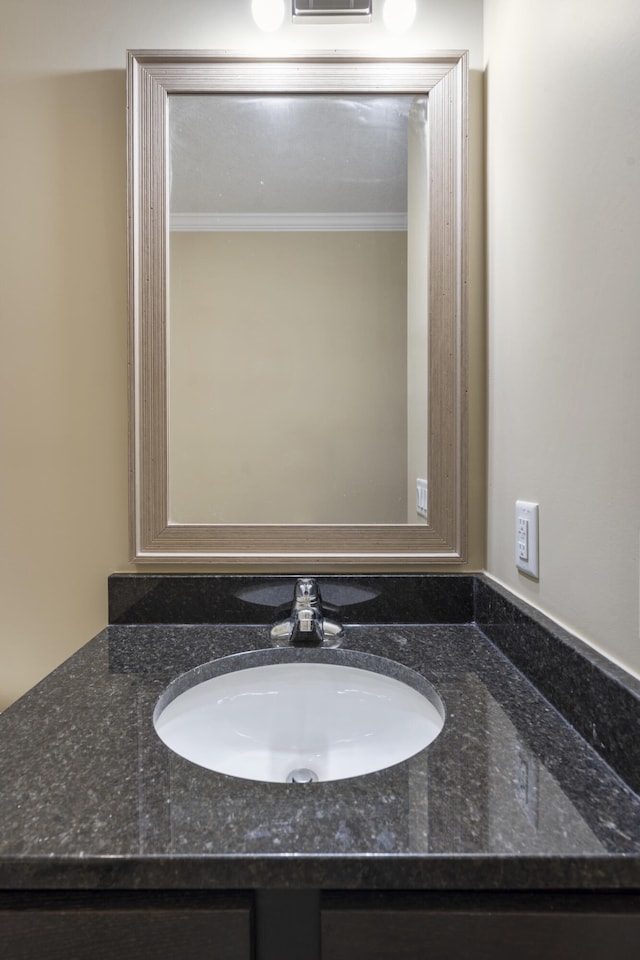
top-left (270, 577), bottom-right (343, 647)
top-left (290, 606), bottom-right (325, 644)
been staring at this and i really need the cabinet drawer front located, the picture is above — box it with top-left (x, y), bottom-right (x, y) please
top-left (322, 908), bottom-right (640, 960)
top-left (0, 892), bottom-right (252, 960)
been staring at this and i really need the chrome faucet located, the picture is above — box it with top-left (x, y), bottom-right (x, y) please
top-left (270, 578), bottom-right (344, 647)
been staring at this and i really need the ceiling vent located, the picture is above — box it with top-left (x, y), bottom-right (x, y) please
top-left (293, 1), bottom-right (373, 22)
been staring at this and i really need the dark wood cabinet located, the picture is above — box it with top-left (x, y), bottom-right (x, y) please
top-left (0, 891), bottom-right (252, 960)
top-left (321, 892), bottom-right (640, 960)
top-left (3, 889), bottom-right (640, 960)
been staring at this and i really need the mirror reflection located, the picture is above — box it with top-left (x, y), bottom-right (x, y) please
top-left (168, 94), bottom-right (429, 524)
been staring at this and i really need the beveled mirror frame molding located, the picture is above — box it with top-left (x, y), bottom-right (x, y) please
top-left (127, 50), bottom-right (467, 566)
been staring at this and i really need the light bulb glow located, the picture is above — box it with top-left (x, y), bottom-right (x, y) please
top-left (383, 0), bottom-right (416, 34)
top-left (251, 0), bottom-right (285, 32)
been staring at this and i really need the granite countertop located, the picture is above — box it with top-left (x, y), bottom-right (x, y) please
top-left (1, 574), bottom-right (640, 892)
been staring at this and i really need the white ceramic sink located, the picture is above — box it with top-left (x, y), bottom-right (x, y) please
top-left (154, 650), bottom-right (444, 783)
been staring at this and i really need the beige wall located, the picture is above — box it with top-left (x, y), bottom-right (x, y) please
top-left (485, 0), bottom-right (640, 677)
top-left (0, 0), bottom-right (484, 708)
top-left (170, 231), bottom-right (408, 523)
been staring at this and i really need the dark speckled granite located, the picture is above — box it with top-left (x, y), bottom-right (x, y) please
top-left (2, 572), bottom-right (640, 892)
top-left (475, 576), bottom-right (640, 797)
top-left (108, 573), bottom-right (640, 802)
top-left (108, 574), bottom-right (475, 626)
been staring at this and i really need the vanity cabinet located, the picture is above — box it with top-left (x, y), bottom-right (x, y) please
top-left (3, 578), bottom-right (640, 959)
top-left (2, 889), bottom-right (640, 960)
top-left (0, 891), bottom-right (252, 960)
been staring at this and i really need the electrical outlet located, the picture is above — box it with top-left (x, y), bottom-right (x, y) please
top-left (416, 478), bottom-right (428, 519)
top-left (515, 501), bottom-right (539, 578)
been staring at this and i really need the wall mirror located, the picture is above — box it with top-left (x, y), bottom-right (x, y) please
top-left (127, 51), bottom-right (467, 566)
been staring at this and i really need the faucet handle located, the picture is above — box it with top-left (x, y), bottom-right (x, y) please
top-left (295, 577), bottom-right (319, 603)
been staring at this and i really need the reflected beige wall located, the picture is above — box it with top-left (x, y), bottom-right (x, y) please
top-left (170, 231), bottom-right (408, 523)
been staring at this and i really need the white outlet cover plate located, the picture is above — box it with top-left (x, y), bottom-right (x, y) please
top-left (516, 500), bottom-right (539, 579)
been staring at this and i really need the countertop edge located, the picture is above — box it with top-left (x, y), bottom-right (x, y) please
top-left (2, 854), bottom-right (640, 892)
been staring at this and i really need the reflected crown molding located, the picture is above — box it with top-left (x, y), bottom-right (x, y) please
top-left (170, 211), bottom-right (408, 232)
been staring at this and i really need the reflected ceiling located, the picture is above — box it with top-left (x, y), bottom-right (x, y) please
top-left (169, 94), bottom-right (410, 221)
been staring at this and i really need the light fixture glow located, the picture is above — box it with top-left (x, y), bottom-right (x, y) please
top-left (252, 0), bottom-right (286, 32)
top-left (382, 0), bottom-right (416, 33)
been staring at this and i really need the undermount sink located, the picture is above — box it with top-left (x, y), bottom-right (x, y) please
top-left (153, 648), bottom-right (445, 783)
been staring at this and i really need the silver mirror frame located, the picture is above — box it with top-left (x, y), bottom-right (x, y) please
top-left (127, 50), bottom-right (468, 566)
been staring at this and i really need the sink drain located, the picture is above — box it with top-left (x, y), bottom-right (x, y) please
top-left (286, 768), bottom-right (319, 783)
